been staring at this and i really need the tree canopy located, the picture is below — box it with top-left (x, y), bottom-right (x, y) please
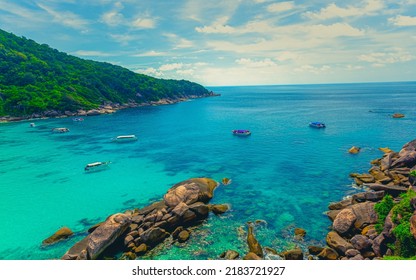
top-left (0, 29), bottom-right (210, 116)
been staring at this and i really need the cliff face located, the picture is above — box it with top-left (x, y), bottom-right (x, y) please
top-left (0, 29), bottom-right (213, 117)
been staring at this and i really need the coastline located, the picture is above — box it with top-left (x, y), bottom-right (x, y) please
top-left (0, 92), bottom-right (220, 123)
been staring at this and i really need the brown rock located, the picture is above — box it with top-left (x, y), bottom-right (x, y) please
top-left (350, 234), bottom-right (372, 251)
top-left (134, 243), bottom-right (147, 255)
top-left (317, 247), bottom-right (339, 260)
top-left (86, 213), bottom-right (131, 259)
top-left (220, 250), bottom-right (240, 260)
top-left (380, 152), bottom-right (394, 171)
top-left (281, 248), bottom-right (303, 260)
top-left (164, 178), bottom-right (218, 207)
top-left (294, 228), bottom-right (307, 238)
top-left (391, 151), bottom-right (416, 168)
top-left (352, 191), bottom-right (385, 203)
top-left (243, 252), bottom-right (262, 260)
top-left (211, 204), bottom-right (229, 215)
top-left (327, 210), bottom-right (341, 221)
top-left (364, 183), bottom-right (407, 196)
top-left (188, 202), bottom-right (210, 218)
top-left (345, 248), bottom-right (360, 257)
top-left (42, 227), bottom-right (73, 246)
top-left (247, 225), bottom-right (263, 258)
top-left (379, 147), bottom-right (393, 154)
top-left (392, 113), bottom-right (405, 118)
top-left (140, 227), bottom-right (169, 246)
top-left (122, 252), bottom-right (136, 260)
top-left (328, 198), bottom-right (352, 210)
top-left (333, 208), bottom-right (357, 235)
top-left (350, 202), bottom-right (378, 230)
top-left (348, 146), bottom-right (361, 154)
top-left (308, 246), bottom-right (324, 255)
top-left (326, 231), bottom-right (354, 255)
top-left (177, 230), bottom-right (190, 243)
top-left (172, 226), bottom-right (184, 239)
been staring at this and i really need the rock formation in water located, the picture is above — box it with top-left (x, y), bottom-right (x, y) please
top-left (61, 178), bottom-right (225, 260)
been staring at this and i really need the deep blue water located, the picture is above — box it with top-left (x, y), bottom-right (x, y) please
top-left (1, 82), bottom-right (415, 259)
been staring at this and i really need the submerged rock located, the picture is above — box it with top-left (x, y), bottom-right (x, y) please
top-left (42, 227), bottom-right (73, 246)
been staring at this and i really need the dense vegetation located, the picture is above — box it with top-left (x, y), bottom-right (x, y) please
top-left (0, 29), bottom-right (210, 116)
top-left (374, 190), bottom-right (416, 258)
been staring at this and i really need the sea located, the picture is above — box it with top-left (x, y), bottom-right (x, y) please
top-left (1, 82), bottom-right (415, 260)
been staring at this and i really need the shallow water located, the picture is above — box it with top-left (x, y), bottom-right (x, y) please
top-left (1, 82), bottom-right (416, 259)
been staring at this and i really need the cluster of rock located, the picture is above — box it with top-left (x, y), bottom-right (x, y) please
top-left (220, 223), bottom-right (308, 260)
top-left (318, 139), bottom-right (416, 260)
top-left (60, 178), bottom-right (230, 260)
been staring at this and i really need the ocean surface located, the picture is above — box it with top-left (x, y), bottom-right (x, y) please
top-left (1, 82), bottom-right (416, 260)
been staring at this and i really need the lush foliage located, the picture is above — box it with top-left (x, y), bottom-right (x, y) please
top-left (374, 194), bottom-right (394, 233)
top-left (0, 29), bottom-right (210, 116)
top-left (375, 191), bottom-right (416, 258)
top-left (409, 170), bottom-right (416, 177)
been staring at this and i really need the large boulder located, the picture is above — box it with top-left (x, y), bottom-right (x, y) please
top-left (317, 247), bottom-right (339, 260)
top-left (391, 151), bottom-right (416, 168)
top-left (333, 208), bottom-right (357, 235)
top-left (42, 227), bottom-right (73, 246)
top-left (140, 227), bottom-right (169, 246)
top-left (350, 202), bottom-right (378, 230)
top-left (326, 231), bottom-right (354, 255)
top-left (87, 213), bottom-right (131, 259)
top-left (281, 248), bottom-right (303, 260)
top-left (164, 178), bottom-right (218, 207)
top-left (350, 234), bottom-right (372, 251)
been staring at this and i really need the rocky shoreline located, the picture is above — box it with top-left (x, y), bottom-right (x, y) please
top-left (315, 139), bottom-right (416, 260)
top-left (0, 92), bottom-right (220, 123)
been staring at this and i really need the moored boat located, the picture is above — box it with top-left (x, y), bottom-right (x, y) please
top-left (72, 117), bottom-right (84, 122)
top-left (84, 161), bottom-right (111, 172)
top-left (112, 135), bottom-right (138, 142)
top-left (309, 122), bottom-right (326, 128)
top-left (52, 127), bottom-right (70, 133)
top-left (232, 129), bottom-right (251, 136)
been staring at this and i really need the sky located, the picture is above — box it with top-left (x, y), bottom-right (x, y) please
top-left (0, 0), bottom-right (415, 86)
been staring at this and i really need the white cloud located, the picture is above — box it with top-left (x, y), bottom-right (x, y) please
top-left (358, 50), bottom-right (414, 66)
top-left (389, 15), bottom-right (416, 26)
top-left (37, 3), bottom-right (89, 31)
top-left (236, 58), bottom-right (277, 67)
top-left (159, 63), bottom-right (183, 71)
top-left (177, 69), bottom-right (195, 76)
top-left (295, 64), bottom-right (331, 74)
top-left (164, 33), bottom-right (194, 49)
top-left (109, 33), bottom-right (138, 45)
top-left (101, 11), bottom-right (124, 26)
top-left (267, 1), bottom-right (295, 13)
top-left (138, 67), bottom-right (163, 77)
top-left (133, 51), bottom-right (168, 57)
top-left (132, 17), bottom-right (156, 29)
top-left (308, 23), bottom-right (365, 38)
top-left (304, 0), bottom-right (384, 20)
top-left (195, 16), bottom-right (236, 34)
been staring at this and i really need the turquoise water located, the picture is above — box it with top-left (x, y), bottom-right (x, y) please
top-left (1, 82), bottom-right (416, 260)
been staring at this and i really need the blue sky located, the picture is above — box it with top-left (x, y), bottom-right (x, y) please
top-left (0, 0), bottom-right (415, 86)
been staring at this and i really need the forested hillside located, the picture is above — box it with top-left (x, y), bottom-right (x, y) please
top-left (0, 29), bottom-right (211, 116)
